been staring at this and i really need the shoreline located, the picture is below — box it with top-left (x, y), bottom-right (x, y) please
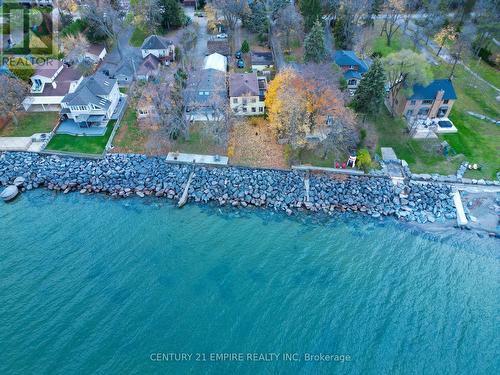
top-left (1, 152), bottom-right (497, 237)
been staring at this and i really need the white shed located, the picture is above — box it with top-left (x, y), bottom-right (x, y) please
top-left (203, 53), bottom-right (227, 73)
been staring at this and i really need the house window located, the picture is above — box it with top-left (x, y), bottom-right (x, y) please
top-left (406, 109), bottom-right (414, 117)
top-left (443, 99), bottom-right (449, 104)
top-left (418, 107), bottom-right (430, 116)
top-left (437, 106), bottom-right (448, 117)
top-left (199, 91), bottom-right (204, 96)
top-left (348, 79), bottom-right (357, 86)
top-left (410, 100), bottom-right (416, 105)
top-left (233, 98), bottom-right (238, 104)
top-left (422, 99), bottom-right (433, 105)
top-left (251, 107), bottom-right (256, 112)
top-left (242, 98), bottom-right (248, 105)
top-left (259, 107), bottom-right (264, 113)
top-left (242, 107), bottom-right (247, 112)
top-left (204, 91), bottom-right (209, 95)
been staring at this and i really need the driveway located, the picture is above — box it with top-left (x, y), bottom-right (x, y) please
top-left (184, 6), bottom-right (209, 69)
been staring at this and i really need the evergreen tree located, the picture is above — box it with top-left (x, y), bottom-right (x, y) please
top-left (159, 0), bottom-right (185, 31)
top-left (241, 39), bottom-right (250, 53)
top-left (333, 8), bottom-right (352, 50)
top-left (304, 20), bottom-right (326, 63)
top-left (352, 58), bottom-right (386, 115)
top-left (299, 0), bottom-right (322, 31)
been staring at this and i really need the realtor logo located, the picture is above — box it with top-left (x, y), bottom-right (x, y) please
top-left (1, 0), bottom-right (58, 56)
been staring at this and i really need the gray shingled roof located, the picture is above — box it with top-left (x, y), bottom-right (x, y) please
top-left (185, 68), bottom-right (226, 105)
top-left (141, 35), bottom-right (173, 50)
top-left (229, 73), bottom-right (259, 97)
top-left (62, 72), bottom-right (116, 109)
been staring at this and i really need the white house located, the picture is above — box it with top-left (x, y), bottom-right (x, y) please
top-left (203, 53), bottom-right (227, 72)
top-left (141, 35), bottom-right (175, 62)
top-left (22, 60), bottom-right (83, 112)
top-left (60, 72), bottom-right (121, 126)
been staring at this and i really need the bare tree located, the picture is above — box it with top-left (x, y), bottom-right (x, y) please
top-left (213, 0), bottom-right (249, 35)
top-left (81, 0), bottom-right (124, 58)
top-left (276, 3), bottom-right (304, 50)
top-left (0, 76), bottom-right (29, 126)
top-left (380, 0), bottom-right (405, 46)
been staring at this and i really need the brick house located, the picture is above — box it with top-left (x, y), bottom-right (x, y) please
top-left (393, 79), bottom-right (457, 120)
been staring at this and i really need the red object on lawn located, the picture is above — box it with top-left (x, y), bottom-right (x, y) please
top-left (342, 163), bottom-right (346, 168)
top-left (336, 162), bottom-right (340, 168)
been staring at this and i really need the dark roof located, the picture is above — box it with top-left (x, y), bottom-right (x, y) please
top-left (334, 50), bottom-right (368, 73)
top-left (185, 68), bottom-right (226, 105)
top-left (251, 51), bottom-right (273, 66)
top-left (409, 79), bottom-right (457, 100)
top-left (344, 70), bottom-right (363, 80)
top-left (141, 35), bottom-right (173, 50)
top-left (207, 40), bottom-right (230, 56)
top-left (62, 72), bottom-right (116, 108)
top-left (229, 72), bottom-right (259, 97)
top-left (137, 54), bottom-right (160, 75)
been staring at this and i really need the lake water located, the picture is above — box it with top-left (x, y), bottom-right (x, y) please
top-left (0, 191), bottom-right (498, 374)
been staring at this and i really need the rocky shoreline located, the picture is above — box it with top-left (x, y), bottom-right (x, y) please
top-left (0, 152), bottom-right (460, 224)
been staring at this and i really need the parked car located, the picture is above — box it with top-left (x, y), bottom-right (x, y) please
top-left (216, 33), bottom-right (228, 39)
top-left (195, 12), bottom-right (204, 17)
top-left (235, 51), bottom-right (242, 59)
top-left (237, 59), bottom-right (245, 69)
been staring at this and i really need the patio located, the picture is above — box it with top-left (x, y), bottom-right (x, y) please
top-left (56, 119), bottom-right (108, 136)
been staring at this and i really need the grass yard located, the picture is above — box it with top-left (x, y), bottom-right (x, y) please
top-left (61, 19), bottom-right (87, 37)
top-left (367, 27), bottom-right (499, 179)
top-left (129, 26), bottom-right (148, 47)
top-left (464, 58), bottom-right (500, 90)
top-left (45, 120), bottom-right (116, 155)
top-left (173, 124), bottom-right (225, 155)
top-left (431, 63), bottom-right (499, 179)
top-left (370, 110), bottom-right (465, 175)
top-left (0, 112), bottom-right (58, 137)
top-left (112, 109), bottom-right (147, 154)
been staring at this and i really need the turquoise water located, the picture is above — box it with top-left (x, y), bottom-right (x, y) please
top-left (0, 191), bottom-right (498, 375)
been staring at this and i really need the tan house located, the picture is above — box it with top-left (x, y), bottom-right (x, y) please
top-left (392, 79), bottom-right (457, 120)
top-left (229, 72), bottom-right (267, 116)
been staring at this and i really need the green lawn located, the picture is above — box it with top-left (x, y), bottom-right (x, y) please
top-left (371, 109), bottom-right (465, 175)
top-left (45, 120), bottom-right (116, 155)
top-left (129, 26), bottom-right (148, 47)
top-left (112, 109), bottom-right (146, 153)
top-left (0, 112), bottom-right (58, 137)
top-left (368, 29), bottom-right (500, 179)
top-left (173, 124), bottom-right (224, 155)
top-left (465, 58), bottom-right (500, 89)
top-left (61, 19), bottom-right (87, 37)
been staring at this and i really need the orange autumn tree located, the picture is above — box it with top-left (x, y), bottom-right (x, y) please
top-left (266, 66), bottom-right (357, 151)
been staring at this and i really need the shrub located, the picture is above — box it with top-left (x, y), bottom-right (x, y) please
top-left (356, 149), bottom-right (372, 173)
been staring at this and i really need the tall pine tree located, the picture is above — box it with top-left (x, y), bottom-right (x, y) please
top-left (304, 20), bottom-right (326, 63)
top-left (159, 0), bottom-right (185, 31)
top-left (299, 0), bottom-right (322, 31)
top-left (352, 58), bottom-right (386, 115)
